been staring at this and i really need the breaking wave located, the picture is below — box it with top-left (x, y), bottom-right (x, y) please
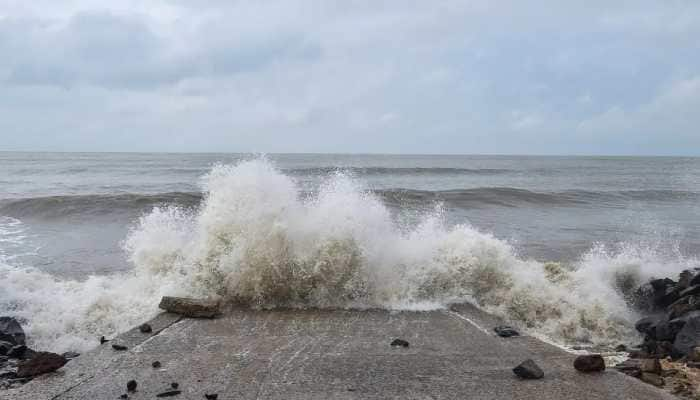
top-left (1, 158), bottom-right (698, 353)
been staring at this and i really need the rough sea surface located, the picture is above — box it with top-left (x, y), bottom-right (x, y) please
top-left (1, 152), bottom-right (699, 352)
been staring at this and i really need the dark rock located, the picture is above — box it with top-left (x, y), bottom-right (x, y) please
top-left (629, 350), bottom-right (651, 358)
top-left (112, 344), bottom-right (128, 351)
top-left (0, 355), bottom-right (8, 364)
top-left (390, 339), bottom-right (409, 348)
top-left (16, 352), bottom-right (67, 378)
top-left (614, 359), bottom-right (641, 371)
top-left (680, 285), bottom-right (700, 298)
top-left (156, 390), bottom-right (182, 397)
top-left (0, 317), bottom-right (26, 346)
top-left (679, 270), bottom-right (694, 289)
top-left (139, 323), bottom-right (152, 333)
top-left (120, 395), bottom-right (128, 399)
top-left (635, 316), bottom-right (661, 335)
top-left (573, 354), bottom-right (605, 372)
top-left (650, 278), bottom-right (674, 291)
top-left (171, 382), bottom-right (179, 389)
top-left (655, 318), bottom-right (687, 342)
top-left (640, 358), bottom-right (662, 374)
top-left (654, 341), bottom-right (674, 358)
top-left (494, 326), bottom-right (520, 338)
top-left (615, 344), bottom-right (628, 352)
top-left (158, 296), bottom-right (221, 318)
top-left (691, 273), bottom-right (700, 287)
top-left (512, 359), bottom-right (544, 379)
top-left (205, 394), bottom-right (218, 400)
top-left (673, 312), bottom-right (700, 357)
top-left (152, 360), bottom-right (162, 368)
top-left (7, 345), bottom-right (27, 358)
top-left (0, 341), bottom-right (12, 356)
top-left (668, 296), bottom-right (700, 319)
top-left (632, 283), bottom-right (655, 311)
top-left (100, 336), bottom-right (109, 344)
top-left (687, 361), bottom-right (700, 368)
top-left (127, 379), bottom-right (137, 392)
top-left (656, 286), bottom-right (681, 308)
top-left (640, 372), bottom-right (664, 387)
top-left (62, 351), bottom-right (80, 359)
top-left (0, 368), bottom-right (17, 379)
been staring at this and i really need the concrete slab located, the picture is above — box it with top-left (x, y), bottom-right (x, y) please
top-left (2, 304), bottom-right (674, 400)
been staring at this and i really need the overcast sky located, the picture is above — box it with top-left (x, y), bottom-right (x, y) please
top-left (0, 1), bottom-right (698, 155)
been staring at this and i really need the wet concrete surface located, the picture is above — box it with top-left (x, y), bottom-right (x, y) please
top-left (1, 303), bottom-right (674, 399)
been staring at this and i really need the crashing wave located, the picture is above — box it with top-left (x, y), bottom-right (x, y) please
top-left (1, 158), bottom-right (697, 352)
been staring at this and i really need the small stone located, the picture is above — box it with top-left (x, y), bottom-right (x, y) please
top-left (112, 344), bottom-right (128, 351)
top-left (640, 372), bottom-right (664, 387)
top-left (640, 358), bottom-right (662, 374)
top-left (573, 354), bottom-right (605, 372)
top-left (171, 382), bottom-right (179, 389)
top-left (16, 352), bottom-right (67, 378)
top-left (100, 336), bottom-right (109, 344)
top-left (615, 344), bottom-right (627, 352)
top-left (390, 339), bottom-right (409, 348)
top-left (156, 390), bottom-right (182, 397)
top-left (152, 361), bottom-right (162, 368)
top-left (513, 359), bottom-right (544, 379)
top-left (139, 324), bottom-right (152, 334)
top-left (204, 394), bottom-right (218, 400)
top-left (127, 380), bottom-right (137, 392)
top-left (120, 395), bottom-right (128, 399)
top-left (494, 326), bottom-right (520, 338)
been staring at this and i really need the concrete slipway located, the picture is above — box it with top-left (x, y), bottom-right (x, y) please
top-left (2, 303), bottom-right (673, 400)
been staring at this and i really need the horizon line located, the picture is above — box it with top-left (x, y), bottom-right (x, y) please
top-left (0, 150), bottom-right (699, 158)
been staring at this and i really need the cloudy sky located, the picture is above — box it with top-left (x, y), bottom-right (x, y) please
top-left (0, 1), bottom-right (698, 155)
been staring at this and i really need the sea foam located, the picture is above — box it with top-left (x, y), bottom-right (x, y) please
top-left (1, 158), bottom-right (697, 352)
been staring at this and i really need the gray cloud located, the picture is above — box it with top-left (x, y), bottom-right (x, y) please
top-left (0, 0), bottom-right (698, 154)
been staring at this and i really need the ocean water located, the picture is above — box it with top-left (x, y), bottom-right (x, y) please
top-left (1, 152), bottom-right (699, 352)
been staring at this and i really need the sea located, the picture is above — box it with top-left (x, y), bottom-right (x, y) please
top-left (1, 152), bottom-right (699, 353)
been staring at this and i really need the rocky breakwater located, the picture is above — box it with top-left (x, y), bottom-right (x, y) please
top-left (615, 270), bottom-right (700, 397)
top-left (0, 317), bottom-right (73, 390)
